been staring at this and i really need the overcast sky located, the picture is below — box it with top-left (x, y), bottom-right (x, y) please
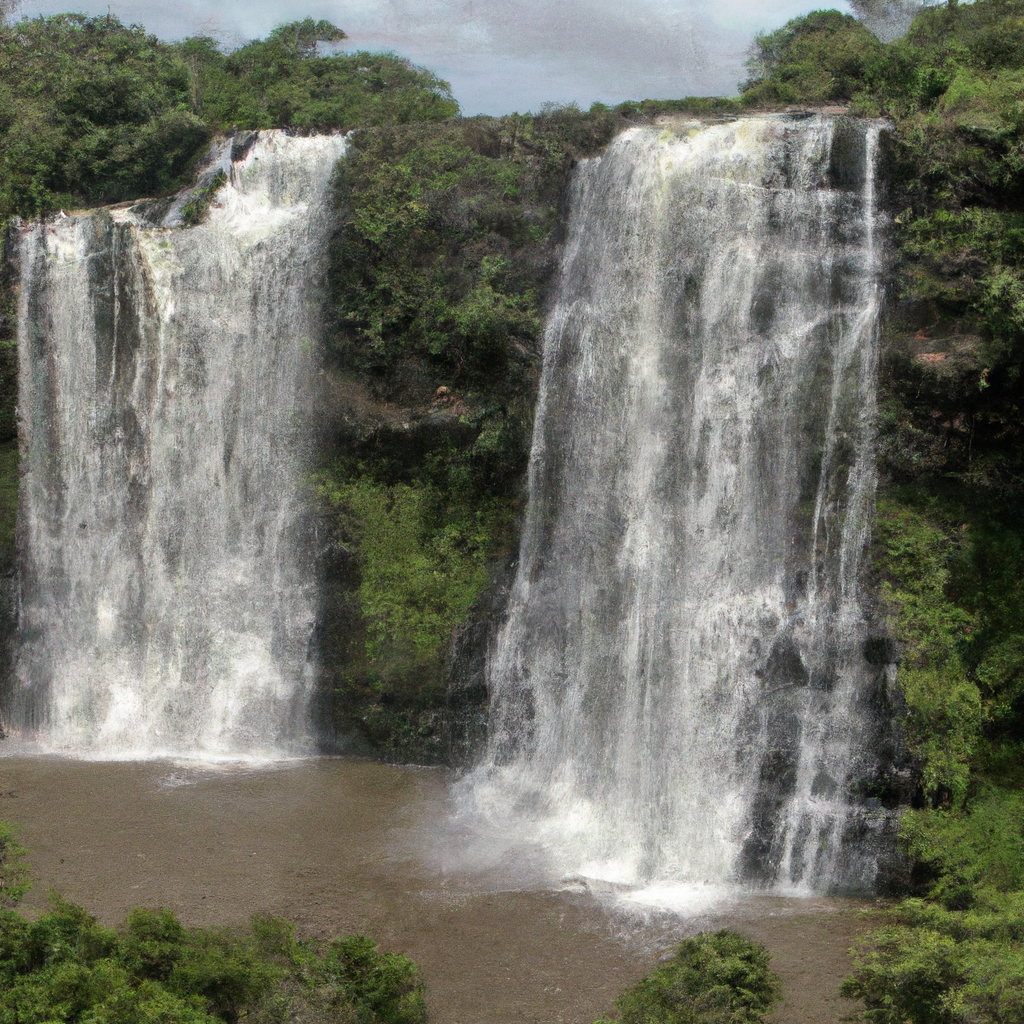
top-left (17, 0), bottom-right (859, 115)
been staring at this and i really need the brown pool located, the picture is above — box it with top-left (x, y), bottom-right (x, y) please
top-left (0, 755), bottom-right (876, 1023)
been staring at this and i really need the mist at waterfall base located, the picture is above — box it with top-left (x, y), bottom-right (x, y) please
top-left (450, 114), bottom-right (892, 913)
top-left (8, 116), bottom-right (893, 916)
top-left (12, 131), bottom-right (347, 758)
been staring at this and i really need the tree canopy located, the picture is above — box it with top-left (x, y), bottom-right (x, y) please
top-left (0, 13), bottom-right (457, 221)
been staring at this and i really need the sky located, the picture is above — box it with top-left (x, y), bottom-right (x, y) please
top-left (15, 0), bottom-right (862, 115)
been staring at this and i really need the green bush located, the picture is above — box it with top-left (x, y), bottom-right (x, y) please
top-left (842, 905), bottom-right (1024, 1024)
top-left (0, 894), bottom-right (425, 1024)
top-left (742, 10), bottom-right (882, 105)
top-left (595, 931), bottom-right (781, 1024)
top-left (0, 820), bottom-right (29, 907)
top-left (854, 482), bottom-right (1024, 1020)
top-left (875, 497), bottom-right (981, 805)
top-left (180, 171), bottom-right (226, 227)
top-left (314, 473), bottom-right (502, 666)
top-left (900, 789), bottom-right (1024, 908)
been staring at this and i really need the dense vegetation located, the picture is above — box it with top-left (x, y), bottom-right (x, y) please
top-left (593, 931), bottom-right (780, 1024)
top-left (2, 0), bottom-right (1024, 1016)
top-left (0, 820), bottom-right (426, 1024)
top-left (0, 14), bottom-right (456, 222)
top-left (742, 3), bottom-right (1024, 1021)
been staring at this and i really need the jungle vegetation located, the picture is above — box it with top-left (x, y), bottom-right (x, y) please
top-left (0, 2), bottom-right (1023, 1019)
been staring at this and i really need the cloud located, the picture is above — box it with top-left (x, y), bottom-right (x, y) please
top-left (17, 0), bottom-right (858, 114)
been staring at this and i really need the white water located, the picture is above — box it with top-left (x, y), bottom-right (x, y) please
top-left (459, 115), bottom-right (887, 901)
top-left (13, 131), bottom-right (347, 758)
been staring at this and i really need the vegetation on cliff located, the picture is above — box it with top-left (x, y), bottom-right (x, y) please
top-left (314, 107), bottom-right (637, 759)
top-left (0, 14), bottom-right (456, 222)
top-left (743, 2), bottom-right (1024, 481)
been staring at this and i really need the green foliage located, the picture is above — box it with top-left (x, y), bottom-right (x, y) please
top-left (0, 13), bottom-right (457, 223)
top-left (900, 788), bottom-right (1024, 908)
top-left (842, 901), bottom-right (1024, 1024)
top-left (875, 496), bottom-right (981, 805)
top-left (742, 11), bottom-right (882, 105)
top-left (330, 109), bottom-right (626, 386)
top-left (0, 895), bottom-right (425, 1024)
top-left (316, 106), bottom-right (639, 757)
top-left (853, 485), bottom-right (1024, 1021)
top-left (0, 820), bottom-right (29, 906)
top-left (595, 931), bottom-right (781, 1024)
top-left (181, 39), bottom-right (457, 136)
top-left (332, 122), bottom-right (541, 378)
top-left (314, 473), bottom-right (501, 666)
top-left (179, 171), bottom-right (226, 227)
top-left (741, 1), bottom-right (1024, 442)
top-left (0, 14), bottom-right (211, 221)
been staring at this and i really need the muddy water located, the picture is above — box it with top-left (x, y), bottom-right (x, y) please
top-left (0, 756), bottom-right (875, 1023)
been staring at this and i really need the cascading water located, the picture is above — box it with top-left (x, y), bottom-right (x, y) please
top-left (11, 131), bottom-right (347, 757)
top-left (460, 115), bottom-right (890, 901)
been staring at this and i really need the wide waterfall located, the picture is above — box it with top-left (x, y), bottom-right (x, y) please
top-left (11, 131), bottom-right (347, 757)
top-left (461, 115), bottom-right (889, 900)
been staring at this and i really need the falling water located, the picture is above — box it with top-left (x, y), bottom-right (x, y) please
top-left (462, 115), bottom-right (888, 900)
top-left (11, 131), bottom-right (347, 757)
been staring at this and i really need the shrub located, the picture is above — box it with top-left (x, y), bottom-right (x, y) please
top-left (0, 885), bottom-right (425, 1024)
top-left (0, 820), bottom-right (29, 906)
top-left (595, 931), bottom-right (781, 1024)
top-left (842, 907), bottom-right (1024, 1024)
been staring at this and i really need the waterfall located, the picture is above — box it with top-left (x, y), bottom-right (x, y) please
top-left (11, 131), bottom-right (347, 758)
top-left (461, 115), bottom-right (887, 900)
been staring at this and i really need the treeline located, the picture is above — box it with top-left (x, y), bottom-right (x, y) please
top-left (0, 13), bottom-right (457, 222)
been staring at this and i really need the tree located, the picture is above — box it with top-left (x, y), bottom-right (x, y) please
top-left (267, 18), bottom-right (347, 58)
